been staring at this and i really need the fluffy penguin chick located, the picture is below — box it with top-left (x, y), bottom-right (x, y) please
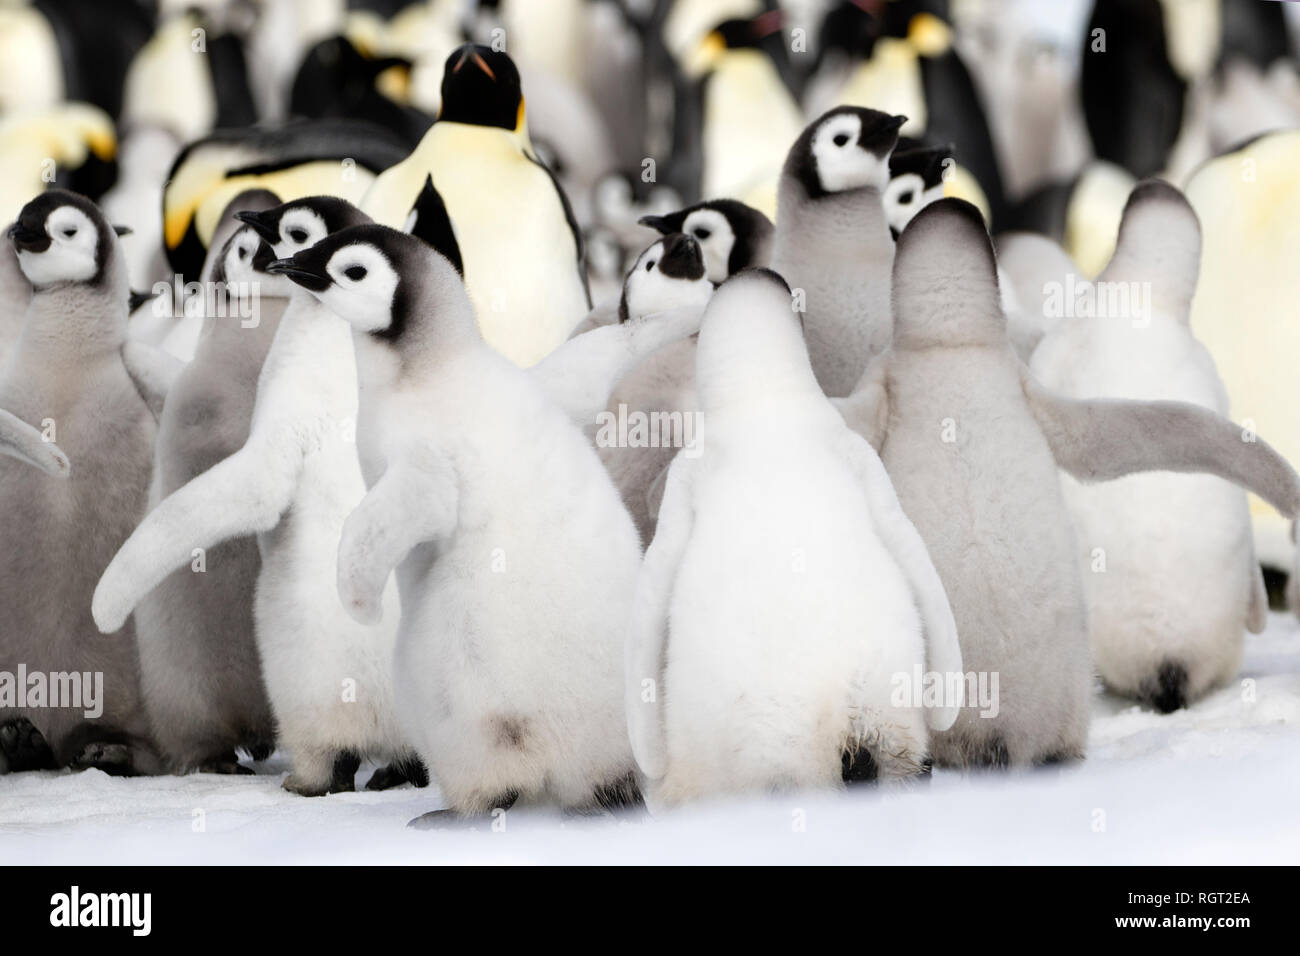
top-left (626, 268), bottom-right (961, 806)
top-left (771, 106), bottom-right (905, 397)
top-left (275, 224), bottom-right (642, 819)
top-left (638, 198), bottom-right (773, 283)
top-left (1031, 180), bottom-right (1269, 712)
top-left (0, 190), bottom-right (160, 776)
top-left (122, 213), bottom-right (284, 773)
top-left (572, 235), bottom-right (714, 544)
top-left (851, 198), bottom-right (1300, 768)
top-left (93, 196), bottom-right (417, 796)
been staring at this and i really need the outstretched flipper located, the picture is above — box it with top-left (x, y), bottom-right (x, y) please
top-left (122, 340), bottom-right (186, 422)
top-left (841, 431), bottom-right (963, 731)
top-left (1022, 370), bottom-right (1300, 517)
top-left (626, 455), bottom-right (697, 780)
top-left (529, 304), bottom-right (705, 425)
top-left (831, 353), bottom-right (891, 451)
top-left (0, 408), bottom-right (69, 477)
top-left (92, 429), bottom-right (305, 633)
top-left (337, 456), bottom-right (458, 625)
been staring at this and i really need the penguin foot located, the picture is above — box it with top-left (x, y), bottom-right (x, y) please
top-left (1036, 749), bottom-right (1083, 768)
top-left (246, 740), bottom-right (274, 762)
top-left (588, 771), bottom-right (643, 812)
top-left (68, 740), bottom-right (139, 777)
top-left (331, 750), bottom-right (361, 792)
top-left (198, 752), bottom-right (254, 775)
top-left (408, 790), bottom-right (518, 831)
top-left (0, 717), bottom-right (57, 772)
top-left (841, 746), bottom-right (879, 785)
top-left (365, 756), bottom-right (430, 791)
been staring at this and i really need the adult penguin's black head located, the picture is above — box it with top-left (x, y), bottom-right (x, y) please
top-left (438, 44), bottom-right (523, 132)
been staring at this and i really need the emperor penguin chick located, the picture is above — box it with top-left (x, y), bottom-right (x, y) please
top-left (123, 202), bottom-right (285, 773)
top-left (847, 198), bottom-right (1300, 767)
top-left (771, 106), bottom-right (905, 397)
top-left (0, 190), bottom-right (160, 776)
top-left (1031, 180), bottom-right (1270, 711)
top-left (272, 223), bottom-right (642, 820)
top-left (638, 198), bottom-right (773, 283)
top-left (626, 268), bottom-right (961, 806)
top-left (93, 196), bottom-right (419, 796)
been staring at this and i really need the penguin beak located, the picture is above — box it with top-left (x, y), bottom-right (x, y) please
top-left (266, 256), bottom-right (331, 292)
top-left (452, 46), bottom-right (496, 81)
top-left (251, 239), bottom-right (276, 274)
top-left (234, 210), bottom-right (281, 245)
top-left (637, 214), bottom-right (673, 234)
top-left (657, 233), bottom-right (706, 281)
top-left (7, 220), bottom-right (49, 253)
top-left (859, 114), bottom-right (907, 153)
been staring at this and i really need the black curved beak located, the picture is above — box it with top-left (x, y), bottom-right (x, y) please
top-left (638, 214), bottom-right (674, 234)
top-left (860, 114), bottom-right (907, 153)
top-left (234, 210), bottom-right (280, 244)
top-left (658, 233), bottom-right (705, 280)
top-left (7, 221), bottom-right (49, 253)
top-left (251, 239), bottom-right (276, 274)
top-left (266, 256), bottom-right (330, 292)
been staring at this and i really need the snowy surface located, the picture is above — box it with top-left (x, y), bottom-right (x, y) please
top-left (2, 615), bottom-right (1299, 865)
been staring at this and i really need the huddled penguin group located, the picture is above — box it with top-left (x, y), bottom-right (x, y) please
top-left (2, 1), bottom-right (1300, 817)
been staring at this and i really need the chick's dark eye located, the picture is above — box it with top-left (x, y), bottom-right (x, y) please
top-left (833, 133), bottom-right (850, 147)
top-left (63, 228), bottom-right (76, 238)
top-left (238, 247), bottom-right (249, 259)
top-left (288, 229), bottom-right (308, 243)
top-left (344, 265), bottom-right (367, 281)
top-left (645, 259), bottom-right (656, 272)
top-left (693, 227), bottom-right (711, 240)
top-left (899, 191), bottom-right (914, 204)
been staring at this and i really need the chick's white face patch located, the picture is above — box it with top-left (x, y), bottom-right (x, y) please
top-left (17, 206), bottom-right (98, 287)
top-left (811, 113), bottom-right (888, 194)
top-left (275, 207), bottom-right (329, 258)
top-left (884, 171), bottom-right (936, 234)
top-left (682, 209), bottom-right (735, 282)
top-left (622, 239), bottom-right (712, 320)
top-left (316, 243), bottom-right (400, 333)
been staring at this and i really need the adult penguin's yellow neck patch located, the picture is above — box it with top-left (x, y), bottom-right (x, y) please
top-left (908, 13), bottom-right (952, 58)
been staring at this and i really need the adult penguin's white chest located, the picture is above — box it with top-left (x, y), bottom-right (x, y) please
top-left (364, 123), bottom-right (587, 367)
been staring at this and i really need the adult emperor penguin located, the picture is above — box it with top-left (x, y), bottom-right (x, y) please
top-left (771, 106), bottom-right (905, 398)
top-left (0, 190), bottom-right (160, 776)
top-left (638, 198), bottom-right (772, 283)
top-left (120, 195), bottom-right (286, 773)
top-left (685, 12), bottom-right (805, 216)
top-left (1030, 180), bottom-right (1268, 711)
top-left (360, 43), bottom-right (590, 367)
top-left (1186, 130), bottom-right (1300, 579)
top-left (843, 198), bottom-right (1300, 766)
top-left (163, 119), bottom-right (410, 279)
top-left (626, 268), bottom-right (961, 804)
top-left (93, 195), bottom-right (421, 796)
top-left (269, 223), bottom-right (642, 821)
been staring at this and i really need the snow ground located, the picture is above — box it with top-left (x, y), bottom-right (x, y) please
top-left (2, 615), bottom-right (1299, 865)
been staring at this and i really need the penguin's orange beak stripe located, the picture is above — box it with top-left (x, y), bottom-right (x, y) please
top-left (472, 52), bottom-right (495, 81)
top-left (452, 48), bottom-right (496, 82)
